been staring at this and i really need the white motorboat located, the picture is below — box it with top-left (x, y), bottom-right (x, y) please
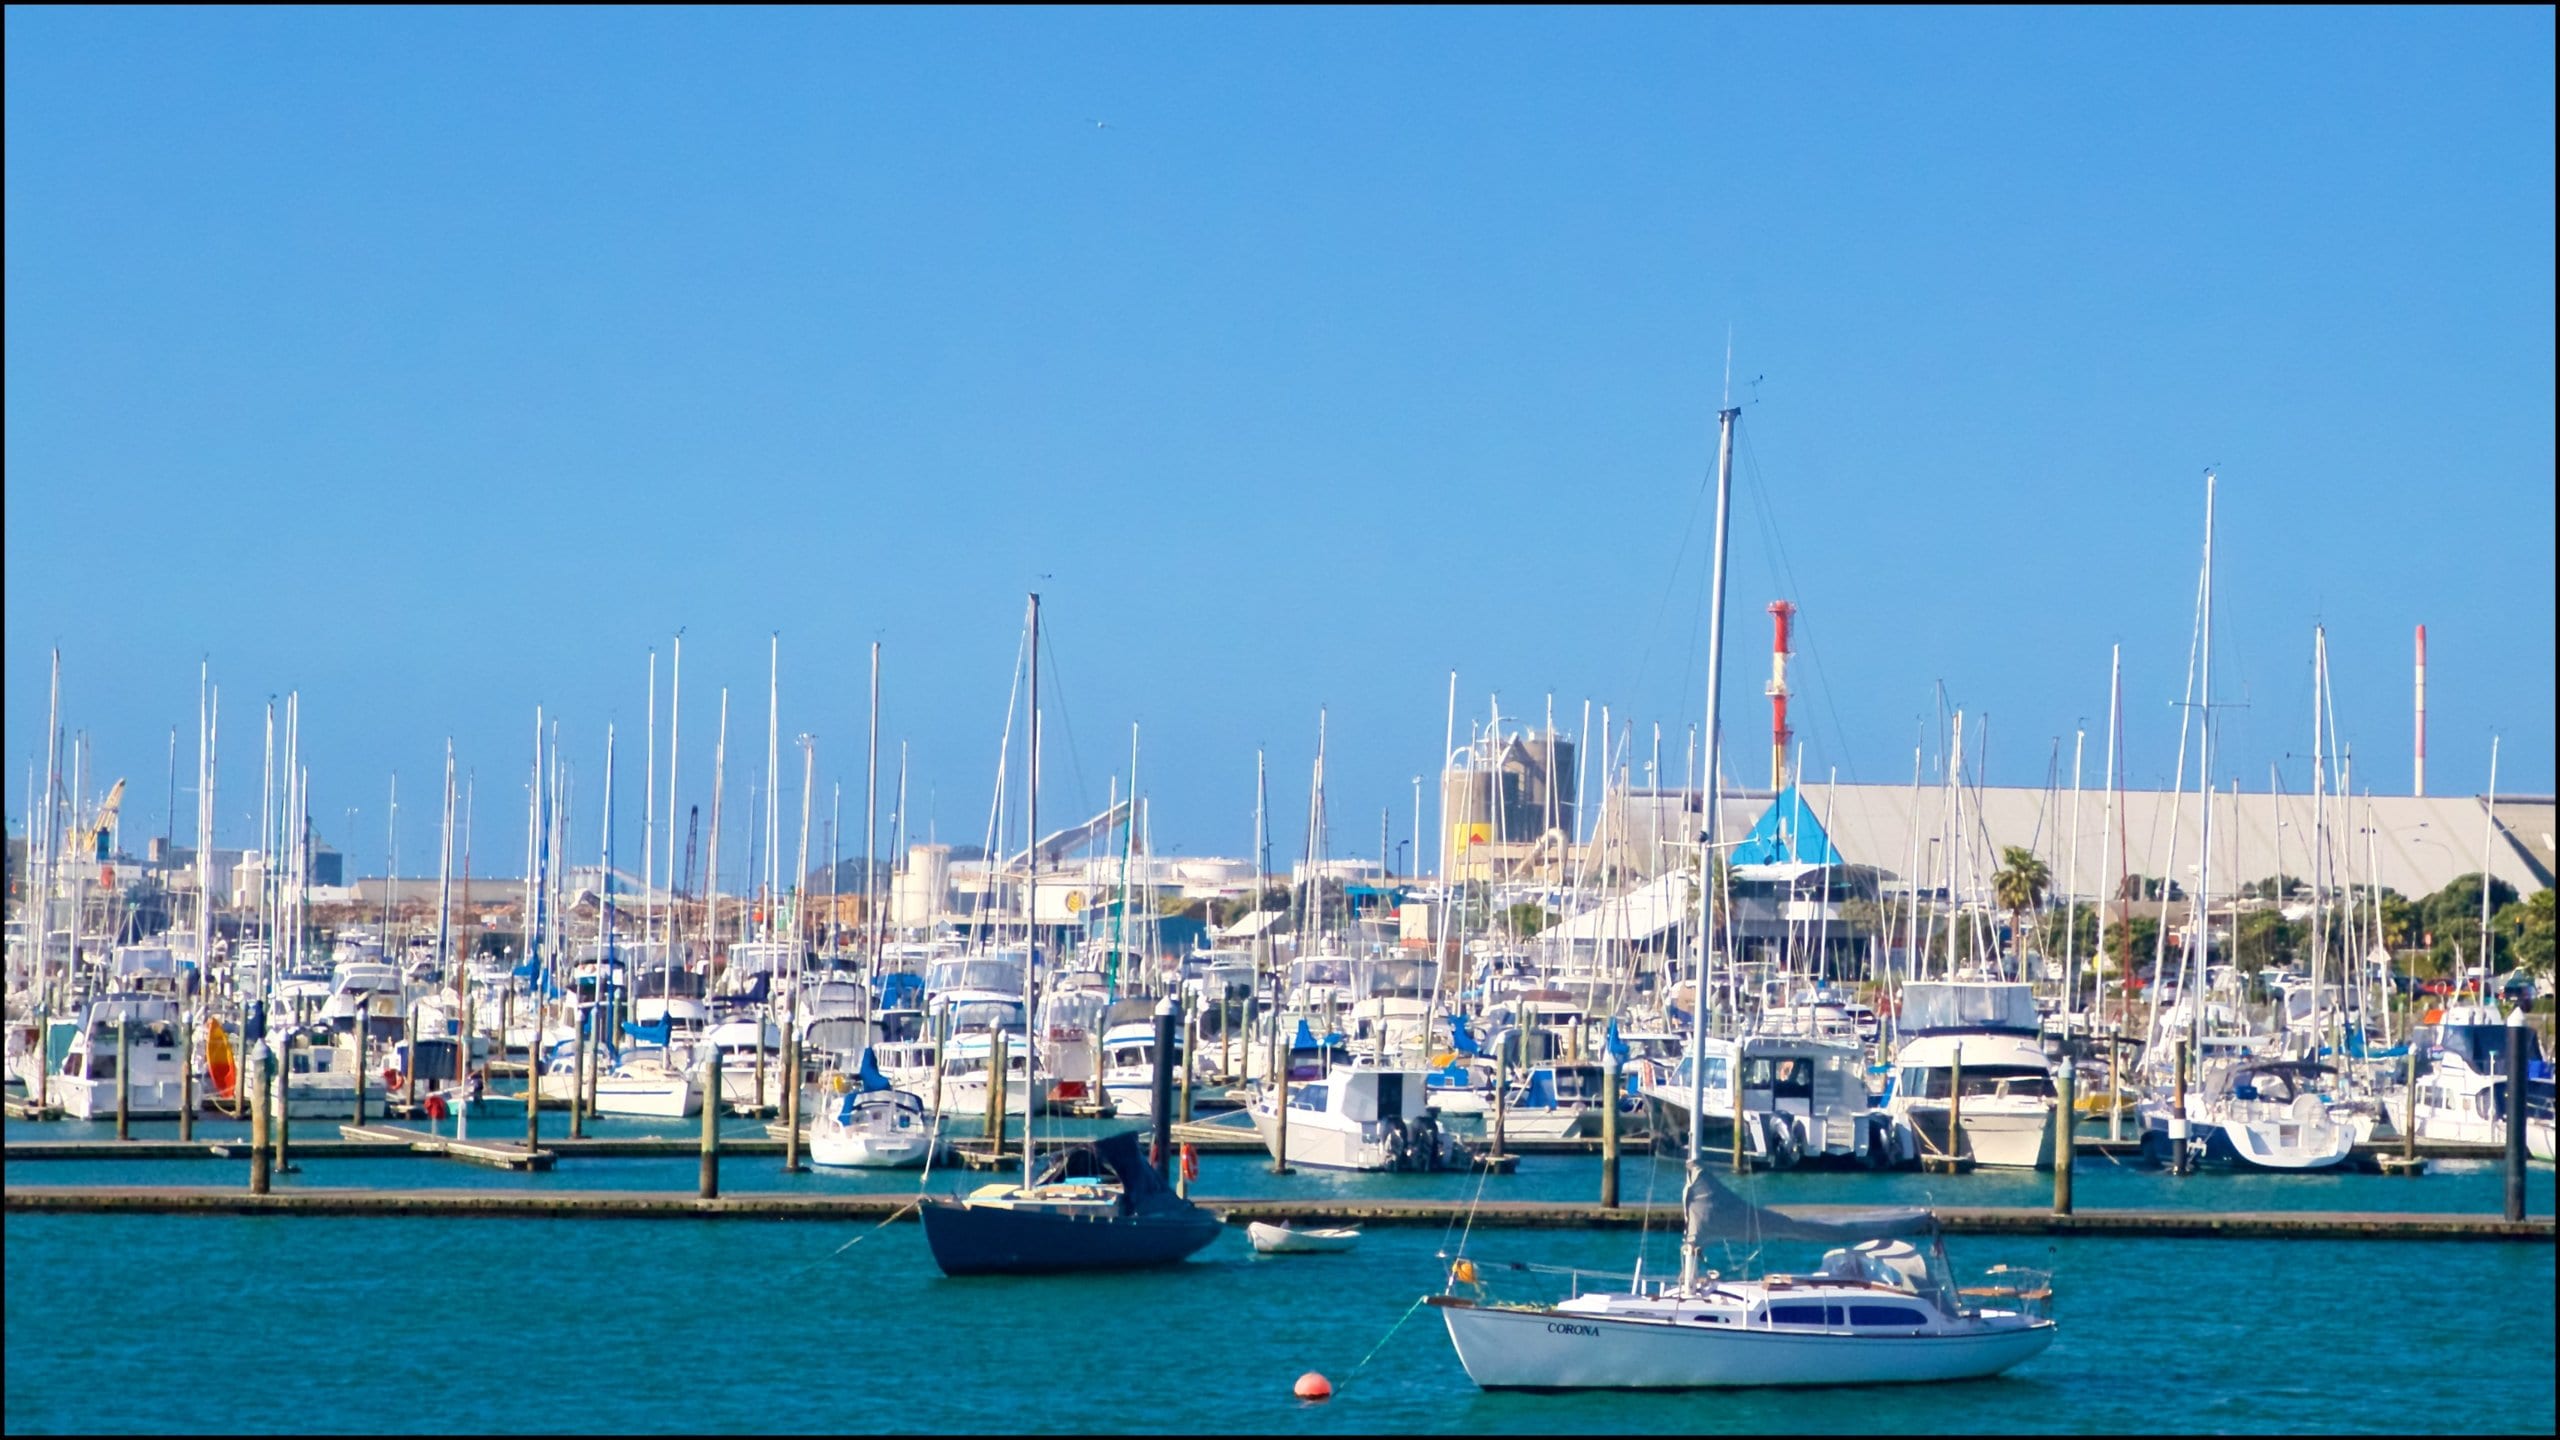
top-left (1649, 1036), bottom-right (1883, 1167)
top-left (2392, 1006), bottom-right (2546, 1148)
top-left (808, 1073), bottom-right (934, 1168)
top-left (24, 995), bottom-right (187, 1119)
top-left (1886, 982), bottom-right (2057, 1170)
top-left (1248, 1062), bottom-right (1467, 1171)
top-left (1247, 1221), bottom-right (1360, 1254)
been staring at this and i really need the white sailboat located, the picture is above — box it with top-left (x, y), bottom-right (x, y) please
top-left (1434, 402), bottom-right (2054, 1390)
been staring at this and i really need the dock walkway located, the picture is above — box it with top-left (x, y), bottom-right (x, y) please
top-left (3, 1186), bottom-right (2546, 1241)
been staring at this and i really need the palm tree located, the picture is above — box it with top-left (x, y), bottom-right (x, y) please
top-left (1991, 846), bottom-right (2051, 968)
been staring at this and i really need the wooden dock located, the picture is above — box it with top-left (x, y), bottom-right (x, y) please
top-left (2, 1186), bottom-right (2546, 1241)
top-left (338, 1125), bottom-right (555, 1171)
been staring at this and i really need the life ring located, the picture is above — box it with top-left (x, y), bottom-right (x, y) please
top-left (1180, 1143), bottom-right (1199, 1184)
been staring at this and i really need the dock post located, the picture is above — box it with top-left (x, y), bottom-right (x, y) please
top-left (2505, 1020), bottom-right (2527, 1223)
top-left (249, 1043), bottom-right (272, 1195)
top-left (1178, 999), bottom-right (1195, 1124)
top-left (115, 1019), bottom-right (132, 1141)
top-left (33, 1004), bottom-right (47, 1114)
top-left (1731, 1046), bottom-right (1746, 1172)
top-left (778, 1019), bottom-right (798, 1168)
top-left (1600, 1053), bottom-right (1621, 1210)
top-left (2168, 1039), bottom-right (2189, 1175)
top-left (1272, 1012), bottom-right (1292, 1176)
top-left (353, 1009), bottom-right (368, 1128)
top-left (985, 1035), bottom-right (1007, 1163)
top-left (2054, 1056), bottom-right (2075, 1216)
top-left (272, 1033), bottom-right (293, 1174)
top-left (2399, 1038), bottom-right (2421, 1169)
top-left (524, 1001), bottom-right (542, 1153)
top-left (753, 1018), bottom-right (768, 1118)
top-left (569, 999), bottom-right (586, 1140)
top-left (179, 1011), bottom-right (196, 1141)
top-left (2108, 1032), bottom-right (2123, 1143)
top-left (404, 1002), bottom-right (420, 1113)
top-left (700, 1047), bottom-right (722, 1200)
top-left (1948, 1043), bottom-right (1966, 1168)
top-left (1492, 1052), bottom-right (1509, 1160)
top-left (1151, 995), bottom-right (1177, 1183)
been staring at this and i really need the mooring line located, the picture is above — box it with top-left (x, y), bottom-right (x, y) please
top-left (792, 1197), bottom-right (920, 1278)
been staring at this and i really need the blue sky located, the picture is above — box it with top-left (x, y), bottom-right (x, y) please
top-left (6, 7), bottom-right (2552, 882)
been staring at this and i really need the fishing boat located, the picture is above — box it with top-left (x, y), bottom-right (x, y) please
top-left (1249, 1061), bottom-right (1467, 1171)
top-left (1885, 982), bottom-right (2057, 1170)
top-left (1432, 404), bottom-right (2055, 1391)
top-left (2391, 1006), bottom-right (2549, 1148)
top-left (25, 994), bottom-right (188, 1119)
top-left (1247, 1221), bottom-right (1360, 1254)
top-left (918, 1129), bottom-right (1224, 1275)
top-left (809, 1051), bottom-right (934, 1168)
top-left (1649, 1035), bottom-right (1884, 1168)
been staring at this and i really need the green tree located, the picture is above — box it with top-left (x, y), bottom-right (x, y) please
top-left (1504, 902), bottom-right (1552, 939)
top-left (2494, 889), bottom-right (2554, 978)
top-left (1991, 847), bottom-right (2051, 963)
top-left (2420, 873), bottom-right (2522, 974)
top-left (2241, 874), bottom-right (2305, 901)
top-left (2231, 909), bottom-right (2300, 975)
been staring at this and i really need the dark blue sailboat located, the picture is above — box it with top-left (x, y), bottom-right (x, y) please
top-left (919, 1130), bottom-right (1223, 1276)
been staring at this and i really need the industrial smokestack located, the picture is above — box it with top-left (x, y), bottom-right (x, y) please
top-left (1765, 600), bottom-right (1796, 791)
top-left (2414, 624), bottom-right (2427, 797)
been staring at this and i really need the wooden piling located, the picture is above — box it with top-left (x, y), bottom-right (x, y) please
top-left (699, 1047), bottom-right (721, 1200)
top-left (569, 999), bottom-right (586, 1140)
top-left (753, 1019), bottom-right (768, 1118)
top-left (2107, 1032), bottom-right (2123, 1143)
top-left (2169, 1038), bottom-right (2189, 1176)
top-left (780, 1025), bottom-right (803, 1173)
top-left (273, 1032), bottom-right (292, 1172)
top-left (248, 1046), bottom-right (271, 1195)
top-left (2054, 1057), bottom-right (2075, 1216)
top-left (178, 1012), bottom-right (195, 1142)
top-left (403, 1003), bottom-right (420, 1112)
top-left (1272, 1018), bottom-right (1292, 1176)
top-left (353, 1010), bottom-right (369, 1128)
top-left (1492, 1053), bottom-right (1510, 1160)
top-left (1948, 1042), bottom-right (1966, 1168)
top-left (1730, 1047), bottom-right (1745, 1173)
top-left (1178, 1001), bottom-right (1195, 1125)
top-left (2505, 1023), bottom-right (2527, 1223)
top-left (1599, 1056), bottom-right (1621, 1210)
top-left (1152, 997), bottom-right (1176, 1183)
top-left (984, 1036), bottom-right (1006, 1162)
top-left (524, 1000), bottom-right (542, 1153)
top-left (115, 1020), bottom-right (132, 1142)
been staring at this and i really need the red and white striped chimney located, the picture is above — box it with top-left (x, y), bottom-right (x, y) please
top-left (2413, 624), bottom-right (2427, 798)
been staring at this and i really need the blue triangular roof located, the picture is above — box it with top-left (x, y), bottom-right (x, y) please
top-left (1728, 785), bottom-right (1843, 866)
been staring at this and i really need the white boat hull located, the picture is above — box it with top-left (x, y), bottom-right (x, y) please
top-left (1437, 1299), bottom-right (2054, 1388)
top-left (592, 1077), bottom-right (699, 1118)
top-left (1899, 1100), bottom-right (2055, 1170)
top-left (49, 1076), bottom-right (186, 1120)
top-left (1247, 1221), bottom-right (1358, 1254)
top-left (809, 1130), bottom-right (932, 1168)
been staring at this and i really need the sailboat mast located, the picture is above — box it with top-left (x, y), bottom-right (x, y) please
top-left (1680, 403), bottom-right (1740, 1297)
top-left (865, 641), bottom-right (882, 986)
top-left (2193, 471), bottom-right (2216, 1058)
top-left (1023, 592), bottom-right (1042, 1193)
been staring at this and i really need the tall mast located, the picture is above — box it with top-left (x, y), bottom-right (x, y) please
top-left (865, 640), bottom-right (882, 984)
top-left (643, 650), bottom-right (657, 992)
top-left (766, 634), bottom-right (781, 944)
top-left (1022, 592), bottom-right (1042, 1192)
top-left (1680, 403), bottom-right (1740, 1297)
top-left (2193, 471), bottom-right (2216, 1058)
top-left (664, 634), bottom-right (681, 990)
top-left (2096, 646), bottom-right (2119, 1031)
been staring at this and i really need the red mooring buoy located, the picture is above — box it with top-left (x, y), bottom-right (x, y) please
top-left (1294, 1372), bottom-right (1333, 1401)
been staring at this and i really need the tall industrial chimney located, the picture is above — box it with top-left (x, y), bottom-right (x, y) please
top-left (1766, 600), bottom-right (1796, 791)
top-left (2413, 623), bottom-right (2427, 797)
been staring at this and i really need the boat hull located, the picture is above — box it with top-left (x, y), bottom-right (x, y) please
top-left (918, 1197), bottom-right (1222, 1275)
top-left (1435, 1298), bottom-right (2054, 1389)
top-left (592, 1079), bottom-right (699, 1118)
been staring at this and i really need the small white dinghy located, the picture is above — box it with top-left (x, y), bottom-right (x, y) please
top-left (1248, 1221), bottom-right (1361, 1255)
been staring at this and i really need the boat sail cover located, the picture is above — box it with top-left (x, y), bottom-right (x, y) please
top-left (1683, 1164), bottom-right (1934, 1246)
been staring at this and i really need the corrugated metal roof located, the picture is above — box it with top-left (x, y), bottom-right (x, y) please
top-left (1605, 785), bottom-right (2545, 901)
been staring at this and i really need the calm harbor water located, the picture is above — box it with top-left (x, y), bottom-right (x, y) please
top-left (7, 1113), bottom-right (2554, 1434)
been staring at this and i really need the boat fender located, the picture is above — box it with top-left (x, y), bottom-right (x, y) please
top-left (383, 1068), bottom-right (403, 1091)
top-left (1180, 1143), bottom-right (1199, 1185)
top-left (1862, 1124), bottom-right (1890, 1170)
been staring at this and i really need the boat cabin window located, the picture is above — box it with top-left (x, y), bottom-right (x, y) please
top-left (1290, 1083), bottom-right (1329, 1113)
top-left (1850, 1305), bottom-right (1928, 1327)
top-left (1744, 1057), bottom-right (1816, 1099)
top-left (1766, 1303), bottom-right (1829, 1326)
top-left (1902, 1065), bottom-right (2049, 1100)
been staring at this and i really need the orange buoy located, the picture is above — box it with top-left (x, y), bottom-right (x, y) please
top-left (1294, 1372), bottom-right (1333, 1401)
